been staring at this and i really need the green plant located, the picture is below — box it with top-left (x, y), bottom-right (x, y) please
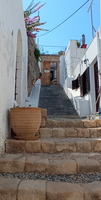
top-left (34, 48), bottom-right (41, 61)
top-left (39, 72), bottom-right (42, 77)
top-left (76, 41), bottom-right (81, 48)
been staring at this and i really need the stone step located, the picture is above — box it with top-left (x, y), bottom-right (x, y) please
top-left (40, 101), bottom-right (74, 104)
top-left (40, 101), bottom-right (74, 105)
top-left (48, 115), bottom-right (80, 119)
top-left (45, 118), bottom-right (101, 128)
top-left (5, 138), bottom-right (101, 154)
top-left (40, 127), bottom-right (101, 138)
top-left (0, 177), bottom-right (101, 200)
top-left (0, 153), bottom-right (101, 174)
top-left (41, 109), bottom-right (78, 117)
top-left (39, 85), bottom-right (79, 117)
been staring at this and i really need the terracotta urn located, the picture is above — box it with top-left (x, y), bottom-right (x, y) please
top-left (10, 107), bottom-right (41, 140)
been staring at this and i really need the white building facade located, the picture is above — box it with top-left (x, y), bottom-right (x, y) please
top-left (60, 27), bottom-right (101, 118)
top-left (0, 0), bottom-right (28, 153)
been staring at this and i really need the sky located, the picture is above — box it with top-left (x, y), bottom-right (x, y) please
top-left (22, 0), bottom-right (100, 54)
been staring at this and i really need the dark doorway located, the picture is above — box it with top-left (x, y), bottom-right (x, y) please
top-left (94, 62), bottom-right (99, 111)
top-left (50, 71), bottom-right (54, 81)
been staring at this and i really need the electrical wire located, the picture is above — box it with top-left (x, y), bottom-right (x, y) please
top-left (38, 0), bottom-right (90, 37)
top-left (39, 45), bottom-right (66, 48)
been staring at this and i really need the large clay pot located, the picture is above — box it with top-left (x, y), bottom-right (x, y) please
top-left (10, 107), bottom-right (41, 140)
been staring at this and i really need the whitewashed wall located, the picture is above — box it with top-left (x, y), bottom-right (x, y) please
top-left (61, 27), bottom-right (101, 117)
top-left (62, 40), bottom-right (89, 117)
top-left (65, 40), bottom-right (86, 77)
top-left (59, 55), bottom-right (66, 86)
top-left (73, 28), bottom-right (101, 115)
top-left (0, 0), bottom-right (28, 153)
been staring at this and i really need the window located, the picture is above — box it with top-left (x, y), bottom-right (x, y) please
top-left (72, 74), bottom-right (80, 90)
top-left (72, 68), bottom-right (90, 97)
top-left (80, 67), bottom-right (90, 97)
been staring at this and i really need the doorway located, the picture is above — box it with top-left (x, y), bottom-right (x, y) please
top-left (50, 62), bottom-right (57, 84)
top-left (94, 62), bottom-right (99, 111)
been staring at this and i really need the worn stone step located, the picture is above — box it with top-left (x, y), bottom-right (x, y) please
top-left (45, 118), bottom-right (101, 128)
top-left (5, 138), bottom-right (101, 154)
top-left (40, 127), bottom-right (101, 138)
top-left (0, 177), bottom-right (46, 200)
top-left (48, 115), bottom-right (80, 119)
top-left (39, 85), bottom-right (79, 117)
top-left (0, 152), bottom-right (101, 174)
top-left (0, 177), bottom-right (101, 200)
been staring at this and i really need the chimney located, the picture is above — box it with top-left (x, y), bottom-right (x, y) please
top-left (81, 34), bottom-right (87, 48)
top-left (82, 34), bottom-right (85, 45)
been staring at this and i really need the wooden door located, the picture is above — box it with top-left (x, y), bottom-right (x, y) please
top-left (94, 62), bottom-right (99, 111)
top-left (41, 61), bottom-right (50, 85)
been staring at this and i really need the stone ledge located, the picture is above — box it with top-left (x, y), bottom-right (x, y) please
top-left (39, 127), bottom-right (101, 138)
top-left (40, 128), bottom-right (53, 138)
top-left (76, 158), bottom-right (100, 174)
top-left (5, 138), bottom-right (101, 154)
top-left (40, 109), bottom-right (47, 127)
top-left (0, 177), bottom-right (20, 200)
top-left (18, 179), bottom-right (46, 200)
top-left (25, 155), bottom-right (49, 173)
top-left (0, 154), bottom-right (26, 173)
top-left (83, 120), bottom-right (97, 128)
top-left (1, 153), bottom-right (101, 174)
top-left (41, 109), bottom-right (47, 118)
top-left (81, 181), bottom-right (101, 200)
top-left (47, 181), bottom-right (83, 200)
top-left (45, 119), bottom-right (84, 128)
top-left (1, 178), bottom-right (101, 200)
top-left (45, 118), bottom-right (101, 128)
top-left (5, 140), bottom-right (26, 153)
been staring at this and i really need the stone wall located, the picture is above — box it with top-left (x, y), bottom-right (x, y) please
top-left (28, 36), bottom-right (40, 96)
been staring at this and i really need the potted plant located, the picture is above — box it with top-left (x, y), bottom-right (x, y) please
top-left (10, 107), bottom-right (41, 140)
top-left (81, 44), bottom-right (87, 48)
top-left (76, 41), bottom-right (81, 48)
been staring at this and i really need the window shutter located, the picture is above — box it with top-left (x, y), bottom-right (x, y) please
top-left (80, 75), bottom-right (83, 97)
top-left (80, 67), bottom-right (90, 97)
top-left (86, 67), bottom-right (90, 93)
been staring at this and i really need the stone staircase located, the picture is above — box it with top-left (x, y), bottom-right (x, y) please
top-left (39, 85), bottom-right (79, 118)
top-left (1, 117), bottom-right (101, 199)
